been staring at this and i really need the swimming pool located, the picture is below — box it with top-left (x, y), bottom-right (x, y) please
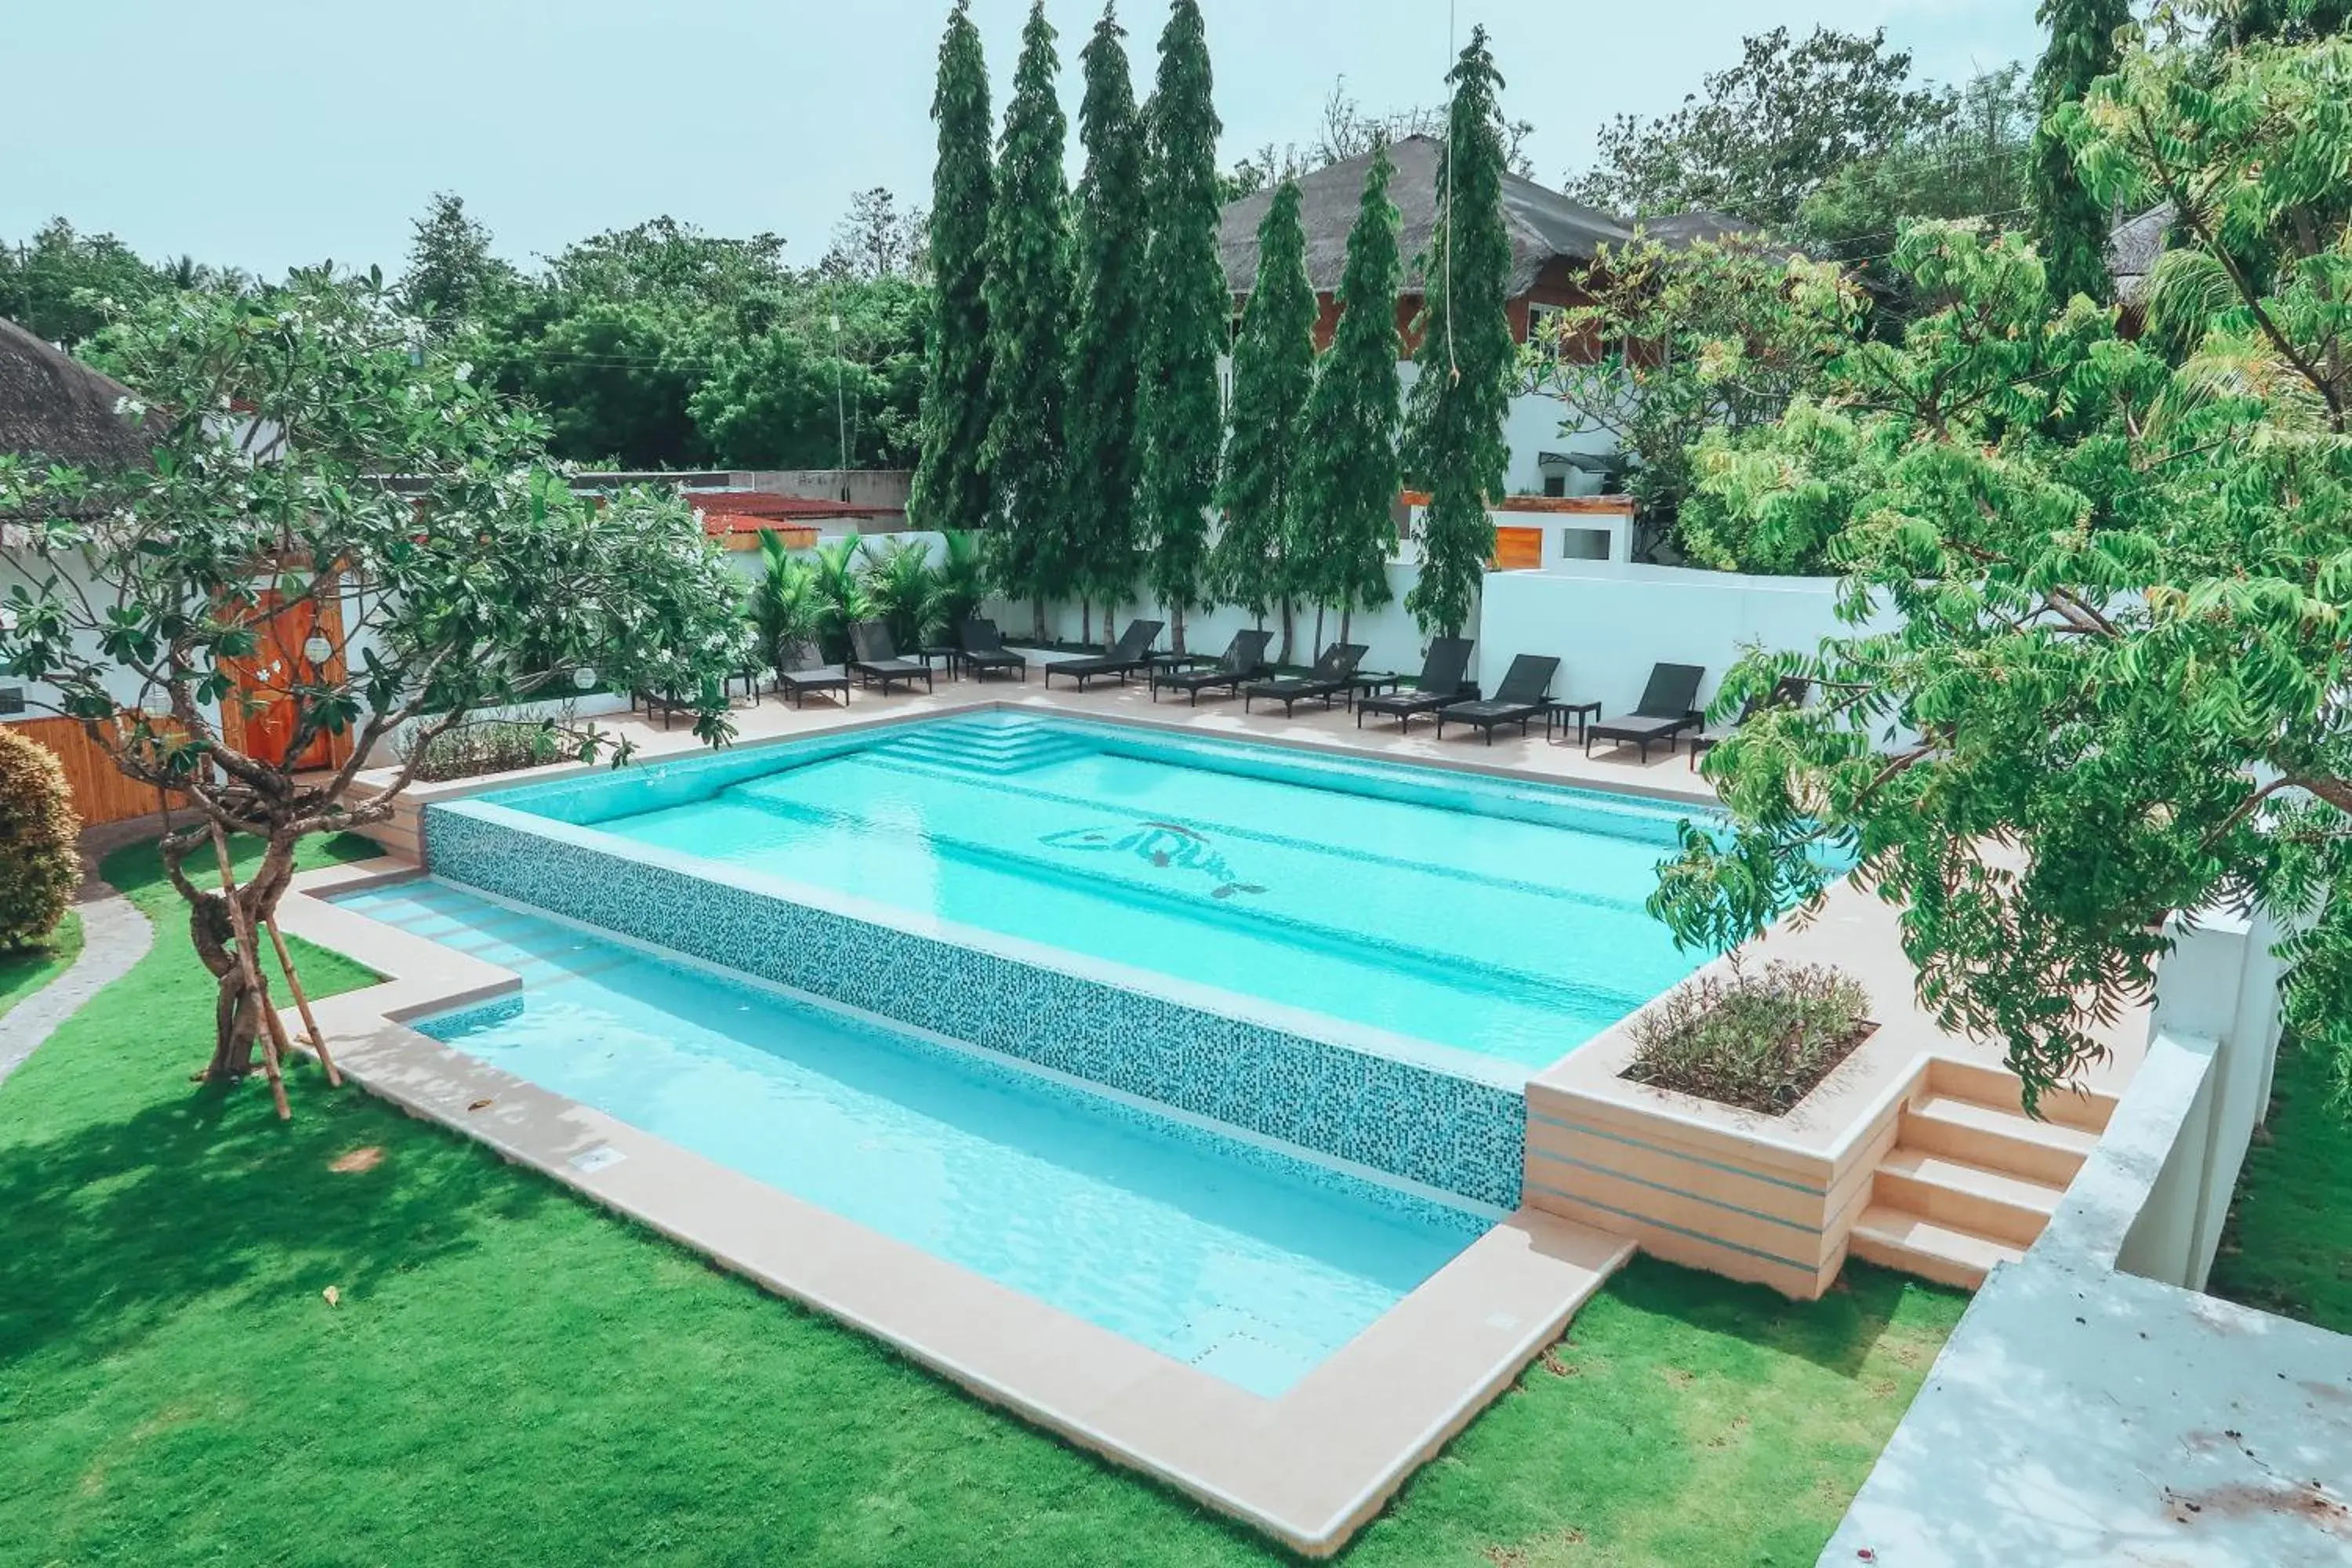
top-left (337, 877), bottom-right (1487, 1398)
top-left (485, 713), bottom-right (1709, 1069)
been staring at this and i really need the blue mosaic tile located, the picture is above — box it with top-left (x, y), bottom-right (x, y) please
top-left (425, 800), bottom-right (1529, 1207)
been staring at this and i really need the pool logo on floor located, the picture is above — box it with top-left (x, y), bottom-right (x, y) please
top-left (1040, 821), bottom-right (1268, 901)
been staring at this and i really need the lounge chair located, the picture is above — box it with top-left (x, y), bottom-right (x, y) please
top-left (1585, 662), bottom-right (1708, 761)
top-left (1356, 637), bottom-right (1475, 731)
top-left (1243, 641), bottom-right (1367, 717)
top-left (1433, 654), bottom-right (1560, 744)
top-left (1042, 619), bottom-right (1164, 691)
top-left (1690, 676), bottom-right (1810, 770)
top-left (958, 617), bottom-right (1028, 683)
top-left (848, 621), bottom-right (934, 695)
top-left (774, 640), bottom-right (851, 709)
top-left (1153, 629), bottom-right (1272, 705)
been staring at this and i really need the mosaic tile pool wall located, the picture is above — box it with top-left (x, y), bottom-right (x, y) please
top-left (424, 799), bottom-right (1526, 1207)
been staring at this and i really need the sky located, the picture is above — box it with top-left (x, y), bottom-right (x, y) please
top-left (5, 0), bottom-right (2041, 279)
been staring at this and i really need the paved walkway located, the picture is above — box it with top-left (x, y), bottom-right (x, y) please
top-left (0, 822), bottom-right (160, 1090)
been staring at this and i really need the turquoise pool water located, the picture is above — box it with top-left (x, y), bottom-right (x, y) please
top-left (521, 713), bottom-right (1708, 1065)
top-left (337, 877), bottom-right (1486, 1397)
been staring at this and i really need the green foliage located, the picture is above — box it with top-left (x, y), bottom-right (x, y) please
top-left (0, 273), bottom-right (749, 840)
top-left (2207, 1037), bottom-right (2352, 1330)
top-left (806, 535), bottom-right (869, 660)
top-left (930, 528), bottom-right (989, 637)
top-left (1403, 28), bottom-right (1515, 640)
top-left (1526, 236), bottom-right (1864, 568)
top-left (1798, 65), bottom-right (2038, 320)
top-left (910, 1), bottom-right (995, 535)
top-left (1569, 27), bottom-right (1951, 227)
top-left (982, 2), bottom-right (1076, 616)
top-left (0, 725), bottom-right (80, 950)
top-left (1138, 0), bottom-right (1226, 650)
top-left (2028, 0), bottom-right (2131, 305)
top-left (1212, 180), bottom-right (1316, 623)
top-left (746, 529), bottom-right (828, 672)
top-left (394, 718), bottom-right (568, 785)
top-left (1653, 30), bottom-right (2352, 1102)
top-left (857, 535), bottom-right (942, 650)
top-left (1062, 3), bottom-right (1150, 625)
top-left (396, 193), bottom-right (518, 336)
top-left (1288, 147), bottom-right (1404, 639)
top-left (0, 218), bottom-right (175, 347)
top-left (482, 296), bottom-right (713, 469)
top-left (1625, 962), bottom-right (1873, 1115)
top-left (689, 278), bottom-right (927, 469)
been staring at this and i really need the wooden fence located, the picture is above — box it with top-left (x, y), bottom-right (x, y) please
top-left (4, 716), bottom-right (177, 827)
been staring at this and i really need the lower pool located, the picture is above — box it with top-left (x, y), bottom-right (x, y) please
top-left (337, 877), bottom-right (1488, 1398)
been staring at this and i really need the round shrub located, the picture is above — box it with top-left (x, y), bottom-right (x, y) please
top-left (0, 725), bottom-right (82, 949)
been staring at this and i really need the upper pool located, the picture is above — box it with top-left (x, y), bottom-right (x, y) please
top-left (488, 713), bottom-right (1712, 1067)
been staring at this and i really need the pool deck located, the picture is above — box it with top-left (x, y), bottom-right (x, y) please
top-left (274, 853), bottom-right (1631, 1558)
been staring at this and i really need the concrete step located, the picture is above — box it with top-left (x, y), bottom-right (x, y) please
top-left (1875, 1149), bottom-right (2066, 1248)
top-left (1849, 1203), bottom-right (2025, 1291)
top-left (1903, 1093), bottom-right (2098, 1189)
top-left (1926, 1057), bottom-right (2118, 1134)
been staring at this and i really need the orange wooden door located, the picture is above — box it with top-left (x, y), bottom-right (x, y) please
top-left (223, 592), bottom-right (347, 771)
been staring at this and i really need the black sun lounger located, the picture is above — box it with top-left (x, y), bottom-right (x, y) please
top-left (1042, 619), bottom-right (1164, 691)
top-left (1585, 662), bottom-right (1708, 761)
top-left (958, 617), bottom-right (1029, 683)
top-left (775, 639), bottom-right (852, 708)
top-left (1690, 676), bottom-right (1810, 769)
top-left (1153, 629), bottom-right (1273, 705)
top-left (1433, 654), bottom-right (1559, 744)
top-left (1243, 641), bottom-right (1367, 717)
top-left (848, 620), bottom-right (935, 695)
top-left (1355, 637), bottom-right (1475, 731)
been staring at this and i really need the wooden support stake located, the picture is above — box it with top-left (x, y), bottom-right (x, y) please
top-left (209, 826), bottom-right (293, 1121)
top-left (265, 916), bottom-right (342, 1087)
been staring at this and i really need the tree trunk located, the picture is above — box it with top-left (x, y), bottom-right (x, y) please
top-left (1339, 604), bottom-right (1352, 648)
top-left (1312, 604), bottom-right (1326, 664)
top-left (1031, 593), bottom-right (1047, 643)
top-left (1080, 598), bottom-right (1092, 648)
top-left (168, 828), bottom-right (302, 1083)
top-left (1276, 599), bottom-right (1295, 666)
top-left (1171, 605), bottom-right (1188, 657)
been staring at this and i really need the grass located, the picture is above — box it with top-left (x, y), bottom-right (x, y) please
top-left (0, 910), bottom-right (83, 1024)
top-left (0, 837), bottom-right (1966, 1568)
top-left (2207, 1038), bottom-right (2352, 1336)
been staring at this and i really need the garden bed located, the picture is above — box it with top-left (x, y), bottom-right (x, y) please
top-left (1620, 962), bottom-right (1876, 1116)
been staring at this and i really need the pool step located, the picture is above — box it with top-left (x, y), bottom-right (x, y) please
top-left (1871, 1149), bottom-right (2066, 1249)
top-left (871, 722), bottom-right (1093, 777)
top-left (1901, 1092), bottom-right (2097, 1189)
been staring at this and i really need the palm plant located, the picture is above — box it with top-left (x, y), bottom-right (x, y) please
top-left (858, 535), bottom-right (941, 651)
top-left (746, 529), bottom-right (827, 674)
top-left (926, 530), bottom-right (989, 642)
top-left (808, 535), bottom-right (868, 659)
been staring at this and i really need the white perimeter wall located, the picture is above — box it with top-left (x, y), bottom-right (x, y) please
top-left (1477, 562), bottom-right (1864, 713)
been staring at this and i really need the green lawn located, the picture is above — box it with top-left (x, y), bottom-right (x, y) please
top-left (2208, 1038), bottom-right (2352, 1335)
top-left (0, 837), bottom-right (1964, 1568)
top-left (0, 910), bottom-right (83, 1024)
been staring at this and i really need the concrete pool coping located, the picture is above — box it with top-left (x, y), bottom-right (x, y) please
top-left (277, 855), bottom-right (1634, 1558)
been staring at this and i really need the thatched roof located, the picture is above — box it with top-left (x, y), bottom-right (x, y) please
top-left (2108, 201), bottom-right (2174, 306)
top-left (1221, 134), bottom-right (1639, 298)
top-left (0, 315), bottom-right (154, 471)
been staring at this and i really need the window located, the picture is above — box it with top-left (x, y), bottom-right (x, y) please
top-left (1541, 474), bottom-right (1567, 498)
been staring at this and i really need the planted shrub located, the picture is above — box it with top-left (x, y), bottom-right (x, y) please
top-left (0, 725), bottom-right (82, 950)
top-left (397, 719), bottom-right (567, 784)
top-left (1623, 961), bottom-right (1872, 1115)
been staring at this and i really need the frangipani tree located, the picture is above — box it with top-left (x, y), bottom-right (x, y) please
top-left (1651, 28), bottom-right (2352, 1106)
top-left (0, 273), bottom-right (750, 1091)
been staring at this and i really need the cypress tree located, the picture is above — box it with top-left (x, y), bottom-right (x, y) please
top-left (909, 2), bottom-right (993, 538)
top-left (1212, 178), bottom-right (1316, 656)
top-left (982, 1), bottom-right (1073, 635)
top-left (1403, 27), bottom-right (1515, 640)
top-left (2028, 0), bottom-right (2130, 306)
top-left (1287, 147), bottom-right (1403, 651)
top-left (1063, 3), bottom-right (1148, 647)
top-left (1138, 0), bottom-right (1225, 653)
